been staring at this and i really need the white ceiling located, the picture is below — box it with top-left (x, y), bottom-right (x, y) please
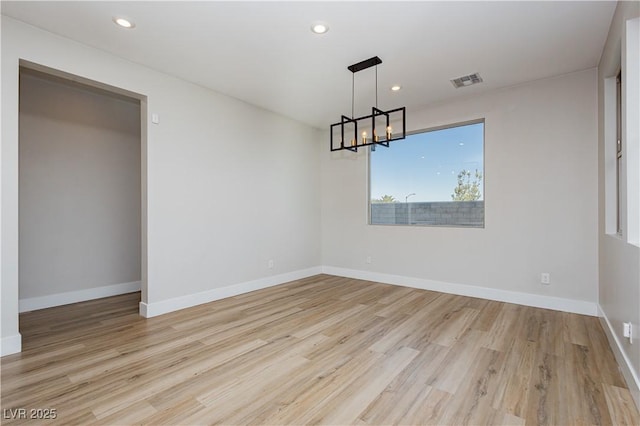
top-left (2, 1), bottom-right (616, 129)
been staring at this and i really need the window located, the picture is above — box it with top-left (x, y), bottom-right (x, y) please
top-left (604, 17), bottom-right (639, 245)
top-left (616, 70), bottom-right (622, 234)
top-left (369, 120), bottom-right (484, 227)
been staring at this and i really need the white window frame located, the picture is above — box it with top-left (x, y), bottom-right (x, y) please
top-left (606, 17), bottom-right (640, 246)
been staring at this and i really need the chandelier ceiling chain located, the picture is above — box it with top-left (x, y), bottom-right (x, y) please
top-left (351, 64), bottom-right (379, 117)
top-left (375, 64), bottom-right (378, 110)
top-left (352, 72), bottom-right (355, 119)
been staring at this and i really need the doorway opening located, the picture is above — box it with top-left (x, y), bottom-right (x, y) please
top-left (18, 62), bottom-right (147, 336)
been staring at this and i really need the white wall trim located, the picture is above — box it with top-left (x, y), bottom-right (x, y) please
top-left (1, 334), bottom-right (22, 356)
top-left (322, 266), bottom-right (598, 316)
top-left (140, 267), bottom-right (322, 318)
top-left (598, 305), bottom-right (640, 409)
top-left (19, 281), bottom-right (142, 313)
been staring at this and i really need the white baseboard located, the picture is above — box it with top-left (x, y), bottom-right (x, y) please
top-left (140, 267), bottom-right (322, 318)
top-left (322, 266), bottom-right (598, 316)
top-left (19, 281), bottom-right (142, 313)
top-left (1, 334), bottom-right (22, 356)
top-left (598, 305), bottom-right (640, 409)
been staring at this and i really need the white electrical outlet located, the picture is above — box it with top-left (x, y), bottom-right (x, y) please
top-left (268, 259), bottom-right (274, 269)
top-left (366, 256), bottom-right (372, 264)
top-left (541, 273), bottom-right (550, 285)
top-left (623, 322), bottom-right (633, 343)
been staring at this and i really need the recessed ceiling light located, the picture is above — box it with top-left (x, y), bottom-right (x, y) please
top-left (311, 22), bottom-right (329, 34)
top-left (113, 17), bottom-right (135, 29)
top-left (391, 85), bottom-right (402, 91)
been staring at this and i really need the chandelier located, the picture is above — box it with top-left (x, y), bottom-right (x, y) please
top-left (330, 56), bottom-right (406, 152)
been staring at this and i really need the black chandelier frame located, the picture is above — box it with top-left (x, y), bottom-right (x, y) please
top-left (330, 56), bottom-right (406, 153)
top-left (330, 107), bottom-right (406, 152)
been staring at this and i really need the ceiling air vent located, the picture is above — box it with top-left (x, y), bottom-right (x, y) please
top-left (450, 72), bottom-right (483, 88)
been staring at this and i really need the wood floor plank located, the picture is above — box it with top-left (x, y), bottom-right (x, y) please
top-left (144, 397), bottom-right (207, 425)
top-left (587, 318), bottom-right (629, 388)
top-left (441, 347), bottom-right (505, 425)
top-left (144, 334), bottom-right (319, 413)
top-left (305, 311), bottom-right (400, 362)
top-left (426, 328), bottom-right (487, 394)
top-left (429, 306), bottom-right (480, 347)
top-left (563, 311), bottom-right (591, 346)
top-left (373, 289), bottom-right (426, 318)
top-left (525, 351), bottom-right (570, 426)
top-left (359, 343), bottom-right (451, 425)
top-left (315, 346), bottom-right (419, 425)
top-left (2, 347), bottom-right (117, 393)
top-left (2, 274), bottom-right (637, 425)
top-left (194, 354), bottom-right (311, 424)
top-left (491, 339), bottom-right (537, 417)
top-left (499, 412), bottom-right (526, 425)
top-left (94, 400), bottom-right (157, 425)
top-left (483, 303), bottom-right (524, 352)
top-left (258, 349), bottom-right (386, 425)
top-left (564, 342), bottom-right (613, 425)
top-left (369, 293), bottom-right (453, 353)
top-left (291, 303), bottom-right (368, 339)
top-left (537, 308), bottom-right (566, 358)
top-left (471, 300), bottom-right (503, 332)
top-left (602, 383), bottom-right (640, 425)
top-left (376, 285), bottom-right (414, 305)
top-left (225, 338), bottom-right (356, 425)
top-left (91, 339), bottom-right (270, 419)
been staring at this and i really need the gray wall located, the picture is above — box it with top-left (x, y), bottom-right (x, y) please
top-left (19, 70), bottom-right (141, 299)
top-left (3, 17), bottom-right (322, 350)
top-left (597, 1), bottom-right (640, 404)
top-left (322, 68), bottom-right (598, 304)
top-left (371, 201), bottom-right (484, 227)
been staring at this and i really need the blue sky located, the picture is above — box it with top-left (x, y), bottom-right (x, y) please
top-left (370, 122), bottom-right (484, 202)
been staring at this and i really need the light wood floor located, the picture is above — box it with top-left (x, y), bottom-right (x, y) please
top-left (2, 274), bottom-right (639, 425)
